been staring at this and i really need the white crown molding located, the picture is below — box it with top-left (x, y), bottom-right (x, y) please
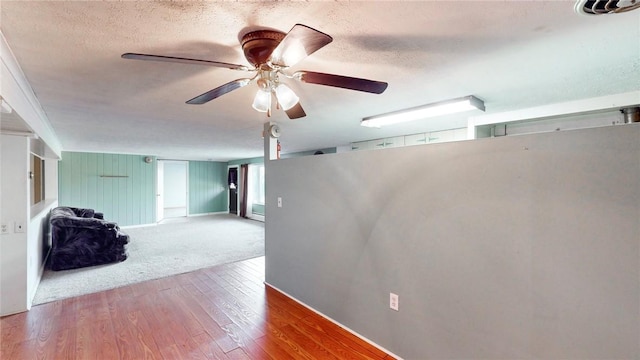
top-left (1, 30), bottom-right (62, 157)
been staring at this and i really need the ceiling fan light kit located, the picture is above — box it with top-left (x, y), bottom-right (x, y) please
top-left (122, 24), bottom-right (388, 119)
top-left (252, 88), bottom-right (272, 113)
top-left (361, 95), bottom-right (485, 128)
top-left (274, 83), bottom-right (299, 111)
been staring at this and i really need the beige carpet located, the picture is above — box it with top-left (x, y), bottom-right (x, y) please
top-left (33, 214), bottom-right (264, 305)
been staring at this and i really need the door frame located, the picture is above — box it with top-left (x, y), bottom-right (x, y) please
top-left (227, 165), bottom-right (239, 216)
top-left (157, 160), bottom-right (189, 222)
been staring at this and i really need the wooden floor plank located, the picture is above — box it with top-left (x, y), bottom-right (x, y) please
top-left (278, 323), bottom-right (342, 360)
top-left (6, 338), bottom-right (37, 359)
top-left (192, 332), bottom-right (231, 360)
top-left (0, 256), bottom-right (394, 360)
top-left (225, 347), bottom-right (253, 360)
top-left (220, 322), bottom-right (272, 359)
top-left (52, 327), bottom-right (76, 360)
top-left (261, 323), bottom-right (316, 360)
top-left (111, 309), bottom-right (161, 360)
top-left (299, 312), bottom-right (390, 360)
top-left (293, 315), bottom-right (378, 360)
top-left (252, 331), bottom-right (297, 360)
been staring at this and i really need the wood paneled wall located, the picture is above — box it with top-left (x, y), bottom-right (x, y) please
top-left (59, 153), bottom-right (229, 225)
top-left (58, 152), bottom-right (156, 226)
top-left (188, 161), bottom-right (227, 215)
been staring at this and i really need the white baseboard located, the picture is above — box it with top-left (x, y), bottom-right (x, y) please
top-left (188, 211), bottom-right (228, 217)
top-left (263, 282), bottom-right (403, 360)
top-left (29, 248), bottom-right (51, 310)
top-left (247, 214), bottom-right (265, 222)
top-left (120, 223), bottom-right (157, 229)
top-left (123, 212), bottom-right (230, 228)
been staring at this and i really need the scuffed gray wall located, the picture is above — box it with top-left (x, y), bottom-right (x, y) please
top-left (265, 124), bottom-right (639, 359)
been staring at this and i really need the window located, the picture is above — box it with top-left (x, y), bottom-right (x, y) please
top-left (250, 164), bottom-right (265, 205)
top-left (30, 154), bottom-right (45, 205)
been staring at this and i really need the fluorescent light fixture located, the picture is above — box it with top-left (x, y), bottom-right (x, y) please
top-left (361, 95), bottom-right (485, 128)
top-left (275, 83), bottom-right (299, 110)
top-left (252, 88), bottom-right (271, 113)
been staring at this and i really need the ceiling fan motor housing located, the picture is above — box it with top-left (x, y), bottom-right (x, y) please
top-left (241, 30), bottom-right (286, 67)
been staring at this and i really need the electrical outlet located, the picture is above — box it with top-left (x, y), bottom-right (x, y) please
top-left (277, 197), bottom-right (282, 208)
top-left (390, 293), bottom-right (399, 311)
top-left (14, 222), bottom-right (25, 233)
top-left (1, 224), bottom-right (9, 234)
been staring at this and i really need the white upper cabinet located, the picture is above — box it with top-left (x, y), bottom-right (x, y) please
top-left (382, 136), bottom-right (405, 148)
top-left (351, 128), bottom-right (466, 151)
top-left (404, 133), bottom-right (427, 146)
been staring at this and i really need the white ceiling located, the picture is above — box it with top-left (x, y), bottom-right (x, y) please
top-left (0, 110), bottom-right (32, 133)
top-left (1, 1), bottom-right (638, 161)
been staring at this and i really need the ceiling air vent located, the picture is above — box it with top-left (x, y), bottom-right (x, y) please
top-left (575, 0), bottom-right (640, 14)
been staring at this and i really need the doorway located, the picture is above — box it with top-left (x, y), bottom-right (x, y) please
top-left (157, 160), bottom-right (188, 221)
top-left (228, 166), bottom-right (238, 215)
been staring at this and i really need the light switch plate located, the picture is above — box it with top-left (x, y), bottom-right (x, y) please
top-left (390, 293), bottom-right (399, 311)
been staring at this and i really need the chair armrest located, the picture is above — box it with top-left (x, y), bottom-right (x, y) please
top-left (68, 207), bottom-right (95, 218)
top-left (51, 216), bottom-right (117, 230)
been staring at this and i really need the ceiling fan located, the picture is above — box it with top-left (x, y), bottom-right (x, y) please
top-left (122, 24), bottom-right (388, 119)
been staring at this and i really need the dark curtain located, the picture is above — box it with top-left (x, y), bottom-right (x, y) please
top-left (239, 164), bottom-right (249, 218)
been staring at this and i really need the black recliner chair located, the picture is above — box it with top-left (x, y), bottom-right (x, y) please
top-left (49, 206), bottom-right (129, 271)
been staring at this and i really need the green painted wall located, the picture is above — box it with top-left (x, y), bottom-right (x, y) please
top-left (188, 161), bottom-right (227, 215)
top-left (252, 203), bottom-right (265, 215)
top-left (58, 152), bottom-right (156, 226)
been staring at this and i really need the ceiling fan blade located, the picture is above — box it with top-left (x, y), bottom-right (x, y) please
top-left (294, 71), bottom-right (388, 94)
top-left (122, 53), bottom-right (250, 71)
top-left (186, 79), bottom-right (251, 105)
top-left (285, 102), bottom-right (306, 119)
top-left (269, 24), bottom-right (333, 68)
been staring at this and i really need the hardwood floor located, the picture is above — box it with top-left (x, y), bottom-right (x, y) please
top-left (1, 257), bottom-right (396, 359)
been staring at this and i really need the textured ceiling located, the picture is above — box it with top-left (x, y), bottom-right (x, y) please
top-left (1, 1), bottom-right (639, 161)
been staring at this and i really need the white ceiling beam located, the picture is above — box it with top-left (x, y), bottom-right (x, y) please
top-left (1, 31), bottom-right (62, 158)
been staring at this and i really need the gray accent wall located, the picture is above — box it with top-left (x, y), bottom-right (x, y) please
top-left (265, 124), bottom-right (640, 359)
